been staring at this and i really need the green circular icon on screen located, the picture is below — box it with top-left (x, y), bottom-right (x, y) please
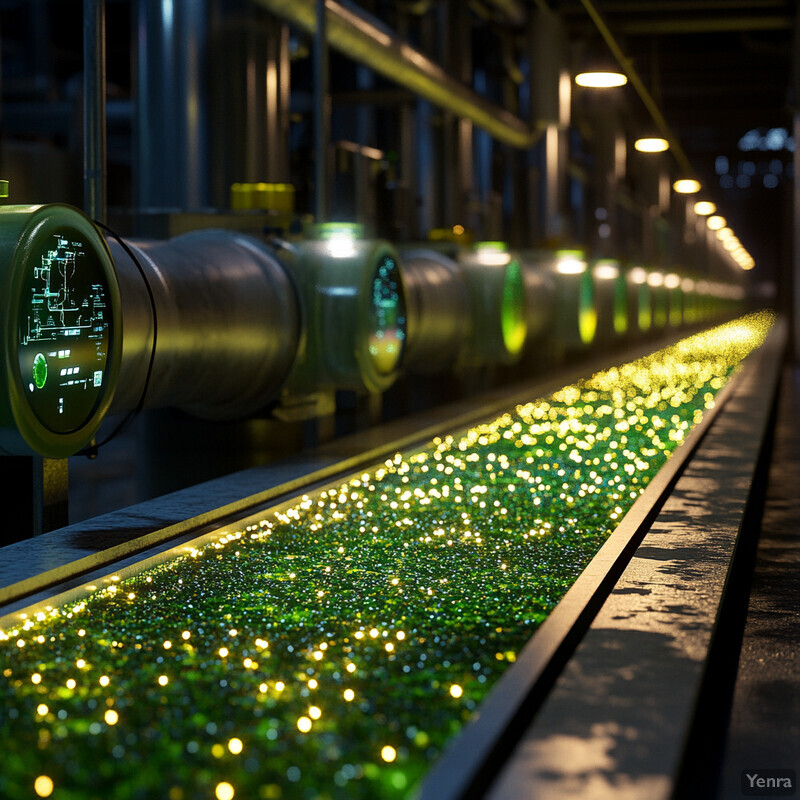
top-left (32, 353), bottom-right (47, 389)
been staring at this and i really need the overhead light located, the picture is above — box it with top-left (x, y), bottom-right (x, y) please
top-left (706, 215), bottom-right (727, 231)
top-left (635, 137), bottom-right (669, 153)
top-left (575, 71), bottom-right (627, 88)
top-left (673, 179), bottom-right (701, 194)
top-left (693, 201), bottom-right (716, 216)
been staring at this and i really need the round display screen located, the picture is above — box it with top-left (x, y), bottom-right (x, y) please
top-left (18, 227), bottom-right (112, 434)
top-left (368, 254), bottom-right (407, 376)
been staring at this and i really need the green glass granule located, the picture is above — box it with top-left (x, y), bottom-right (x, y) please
top-left (0, 313), bottom-right (774, 800)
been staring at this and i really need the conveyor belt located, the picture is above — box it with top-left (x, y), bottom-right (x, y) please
top-left (0, 314), bottom-right (781, 800)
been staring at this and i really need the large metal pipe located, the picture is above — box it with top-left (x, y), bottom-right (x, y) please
top-left (254, 0), bottom-right (543, 150)
top-left (83, 0), bottom-right (106, 223)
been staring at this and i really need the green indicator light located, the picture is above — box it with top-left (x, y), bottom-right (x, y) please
top-left (613, 276), bottom-right (628, 336)
top-left (32, 353), bottom-right (48, 389)
top-left (501, 261), bottom-right (527, 355)
top-left (578, 270), bottom-right (597, 345)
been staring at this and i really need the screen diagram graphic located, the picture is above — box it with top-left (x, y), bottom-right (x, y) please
top-left (18, 230), bottom-right (111, 434)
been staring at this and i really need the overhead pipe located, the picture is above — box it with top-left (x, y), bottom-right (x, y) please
top-left (83, 0), bottom-right (106, 223)
top-left (253, 0), bottom-right (544, 150)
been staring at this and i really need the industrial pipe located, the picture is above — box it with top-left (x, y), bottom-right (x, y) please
top-left (254, 0), bottom-right (543, 150)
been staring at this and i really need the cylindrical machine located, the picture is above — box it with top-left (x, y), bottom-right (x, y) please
top-left (399, 248), bottom-right (470, 373)
top-left (592, 258), bottom-right (628, 345)
top-left (524, 249), bottom-right (596, 350)
top-left (276, 224), bottom-right (408, 399)
top-left (108, 229), bottom-right (300, 419)
top-left (628, 266), bottom-right (653, 334)
top-left (0, 204), bottom-right (122, 457)
top-left (457, 243), bottom-right (528, 367)
top-left (521, 256), bottom-right (556, 345)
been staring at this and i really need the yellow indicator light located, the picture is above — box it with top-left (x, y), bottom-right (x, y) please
top-left (37, 703), bottom-right (49, 716)
top-left (66, 679), bottom-right (76, 690)
top-left (228, 737), bottom-right (243, 755)
top-left (104, 709), bottom-right (119, 725)
top-left (34, 775), bottom-right (54, 798)
top-left (99, 675), bottom-right (110, 687)
top-left (31, 673), bottom-right (42, 685)
top-left (218, 647), bottom-right (229, 658)
top-left (634, 137), bottom-right (669, 153)
top-left (158, 675), bottom-right (169, 686)
top-left (449, 684), bottom-right (464, 698)
top-left (343, 689), bottom-right (355, 702)
top-left (309, 706), bottom-right (322, 720)
top-left (575, 71), bottom-right (627, 88)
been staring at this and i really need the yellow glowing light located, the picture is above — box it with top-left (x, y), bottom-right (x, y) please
top-left (104, 709), bottom-right (119, 725)
top-left (163, 640), bottom-right (172, 650)
top-left (396, 631), bottom-right (406, 641)
top-left (309, 706), bottom-right (322, 720)
top-left (707, 215), bottom-right (726, 231)
top-left (76, 659), bottom-right (86, 669)
top-left (369, 628), bottom-right (380, 638)
top-left (211, 744), bottom-right (225, 758)
top-left (275, 681), bottom-right (285, 692)
top-left (259, 683), bottom-right (268, 693)
top-left (31, 673), bottom-right (42, 685)
top-left (66, 679), bottom-right (76, 690)
top-left (385, 642), bottom-right (395, 652)
top-left (181, 631), bottom-right (191, 640)
top-left (215, 782), bottom-right (235, 800)
top-left (37, 703), bottom-right (49, 716)
top-left (242, 658), bottom-right (253, 669)
top-left (34, 775), bottom-right (54, 798)
top-left (452, 224), bottom-right (465, 235)
top-left (354, 631), bottom-right (365, 640)
top-left (78, 629), bottom-right (86, 637)
top-left (228, 629), bottom-right (238, 637)
top-left (673, 179), bottom-right (701, 194)
top-left (381, 745), bottom-right (398, 763)
top-left (593, 261), bottom-right (620, 280)
top-left (664, 273), bottom-right (681, 290)
top-left (647, 272), bottom-right (664, 287)
top-left (343, 688), bottom-right (355, 701)
top-left (556, 255), bottom-right (586, 275)
top-left (346, 663), bottom-right (356, 673)
top-left (575, 71), bottom-right (627, 88)
top-left (99, 675), bottom-right (110, 687)
top-left (297, 716), bottom-right (313, 733)
top-left (307, 678), bottom-right (318, 689)
top-left (634, 137), bottom-right (669, 153)
top-left (158, 675), bottom-right (169, 686)
top-left (449, 684), bottom-right (464, 699)
top-left (629, 267), bottom-right (648, 285)
top-left (228, 737), bottom-right (243, 755)
top-left (694, 200), bottom-right (716, 216)
top-left (219, 647), bottom-right (229, 658)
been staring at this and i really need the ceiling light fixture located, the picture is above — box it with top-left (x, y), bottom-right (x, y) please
top-left (634, 137), bottom-right (669, 153)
